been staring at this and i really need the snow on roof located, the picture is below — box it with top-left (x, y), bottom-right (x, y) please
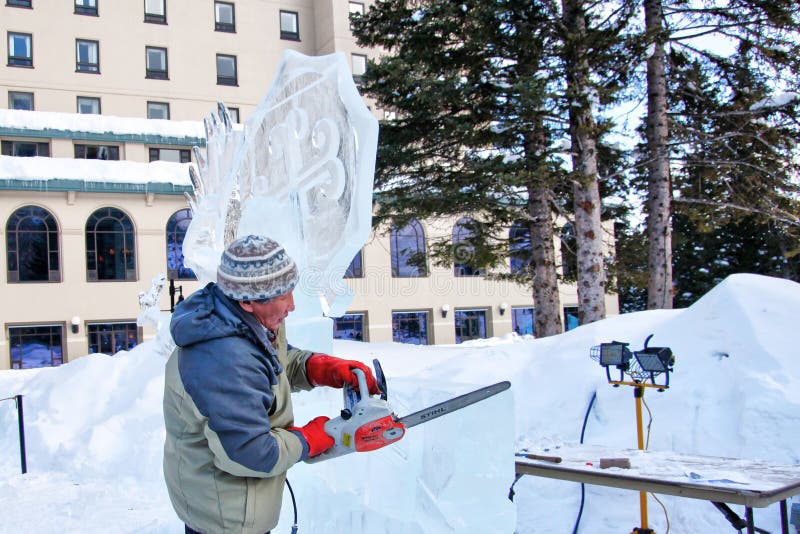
top-left (0, 155), bottom-right (192, 186)
top-left (0, 108), bottom-right (206, 139)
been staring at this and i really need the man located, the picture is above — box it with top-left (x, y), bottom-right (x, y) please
top-left (163, 235), bottom-right (379, 534)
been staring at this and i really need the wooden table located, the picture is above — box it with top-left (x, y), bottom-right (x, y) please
top-left (515, 443), bottom-right (800, 533)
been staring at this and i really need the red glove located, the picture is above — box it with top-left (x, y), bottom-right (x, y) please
top-left (288, 416), bottom-right (334, 458)
top-left (306, 354), bottom-right (381, 395)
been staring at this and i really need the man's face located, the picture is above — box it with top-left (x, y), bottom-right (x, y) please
top-left (238, 290), bottom-right (295, 331)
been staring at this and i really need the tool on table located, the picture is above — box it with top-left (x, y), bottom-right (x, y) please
top-left (307, 359), bottom-right (511, 463)
top-left (515, 452), bottom-right (631, 469)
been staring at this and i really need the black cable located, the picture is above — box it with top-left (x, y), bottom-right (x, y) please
top-left (572, 390), bottom-right (597, 534)
top-left (285, 478), bottom-right (298, 533)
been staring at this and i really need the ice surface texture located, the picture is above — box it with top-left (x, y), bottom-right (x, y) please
top-left (183, 51), bottom-right (378, 328)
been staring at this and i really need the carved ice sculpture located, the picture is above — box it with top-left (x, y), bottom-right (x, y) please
top-left (182, 50), bottom-right (379, 352)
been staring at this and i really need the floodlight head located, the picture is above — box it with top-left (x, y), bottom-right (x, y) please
top-left (634, 347), bottom-right (674, 374)
top-left (599, 342), bottom-right (632, 368)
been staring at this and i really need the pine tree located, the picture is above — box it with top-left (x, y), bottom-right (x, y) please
top-left (352, 0), bottom-right (569, 335)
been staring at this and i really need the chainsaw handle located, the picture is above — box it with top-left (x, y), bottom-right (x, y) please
top-left (351, 367), bottom-right (370, 399)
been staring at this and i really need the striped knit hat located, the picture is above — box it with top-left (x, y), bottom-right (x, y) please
top-left (217, 235), bottom-right (299, 301)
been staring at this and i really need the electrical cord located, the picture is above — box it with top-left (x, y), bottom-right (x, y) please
top-left (572, 390), bottom-right (597, 534)
top-left (285, 478), bottom-right (299, 533)
top-left (641, 395), bottom-right (670, 532)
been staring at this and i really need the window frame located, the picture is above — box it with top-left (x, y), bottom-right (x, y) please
top-left (279, 10), bottom-right (300, 41)
top-left (8, 324), bottom-right (65, 370)
top-left (214, 1), bottom-right (235, 32)
top-left (148, 147), bottom-right (191, 163)
top-left (226, 106), bottom-right (240, 123)
top-left (76, 96), bottom-right (101, 114)
top-left (87, 321), bottom-right (140, 355)
top-left (216, 53), bottom-right (238, 86)
top-left (7, 0), bottom-right (32, 8)
top-left (511, 307), bottom-right (535, 336)
top-left (390, 219), bottom-right (427, 277)
top-left (1, 140), bottom-right (50, 157)
top-left (454, 309), bottom-right (488, 343)
top-left (6, 205), bottom-right (61, 283)
top-left (453, 217), bottom-right (485, 277)
top-left (563, 305), bottom-right (579, 332)
top-left (392, 311), bottom-right (430, 345)
top-left (74, 0), bottom-right (98, 16)
top-left (145, 46), bottom-right (168, 80)
top-left (85, 207), bottom-right (137, 282)
top-left (344, 249), bottom-right (364, 278)
top-left (7, 32), bottom-right (33, 68)
top-left (8, 91), bottom-right (34, 110)
top-left (333, 313), bottom-right (367, 342)
top-left (75, 38), bottom-right (100, 73)
top-left (348, 2), bottom-right (364, 30)
top-left (74, 143), bottom-right (120, 160)
top-left (351, 53), bottom-right (367, 78)
top-left (144, 0), bottom-right (166, 24)
top-left (147, 101), bottom-right (170, 119)
top-left (166, 208), bottom-right (196, 281)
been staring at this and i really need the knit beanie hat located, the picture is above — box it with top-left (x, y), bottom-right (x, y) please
top-left (217, 235), bottom-right (299, 301)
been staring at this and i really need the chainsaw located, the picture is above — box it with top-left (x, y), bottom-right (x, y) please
top-left (306, 359), bottom-right (510, 463)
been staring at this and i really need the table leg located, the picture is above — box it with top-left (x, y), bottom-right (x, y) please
top-left (746, 507), bottom-right (754, 534)
top-left (780, 499), bottom-right (788, 534)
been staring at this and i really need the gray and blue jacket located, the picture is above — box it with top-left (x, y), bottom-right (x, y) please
top-left (163, 283), bottom-right (314, 533)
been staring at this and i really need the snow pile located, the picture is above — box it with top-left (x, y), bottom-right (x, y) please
top-left (0, 273), bottom-right (799, 533)
top-left (0, 155), bottom-right (191, 186)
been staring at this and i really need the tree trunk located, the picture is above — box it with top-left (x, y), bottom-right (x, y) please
top-left (562, 0), bottom-right (607, 324)
top-left (644, 0), bottom-right (673, 309)
top-left (528, 184), bottom-right (563, 337)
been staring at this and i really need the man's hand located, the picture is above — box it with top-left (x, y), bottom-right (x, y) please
top-left (306, 354), bottom-right (381, 395)
top-left (288, 416), bottom-right (334, 458)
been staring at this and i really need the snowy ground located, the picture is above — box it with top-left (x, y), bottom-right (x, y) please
top-left (1, 273), bottom-right (799, 533)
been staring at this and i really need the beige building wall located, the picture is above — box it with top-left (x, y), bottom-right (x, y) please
top-left (2, 0), bottom-right (376, 122)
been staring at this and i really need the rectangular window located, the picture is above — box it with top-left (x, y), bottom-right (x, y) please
top-left (87, 322), bottom-right (140, 355)
top-left (75, 0), bottom-right (98, 16)
top-left (215, 1), bottom-right (235, 32)
top-left (1, 140), bottom-right (50, 157)
top-left (77, 96), bottom-right (101, 114)
top-left (76, 39), bottom-right (99, 73)
top-left (216, 53), bottom-right (237, 86)
top-left (147, 101), bottom-right (170, 119)
top-left (279, 10), bottom-right (299, 41)
top-left (511, 307), bottom-right (535, 336)
top-left (352, 53), bottom-right (367, 78)
top-left (564, 306), bottom-right (579, 332)
top-left (9, 91), bottom-right (34, 110)
top-left (392, 311), bottom-right (429, 345)
top-left (8, 32), bottom-right (33, 67)
top-left (7, 0), bottom-right (32, 8)
top-left (144, 0), bottom-right (166, 24)
top-left (333, 313), bottom-right (366, 341)
top-left (8, 325), bottom-right (64, 369)
top-left (149, 147), bottom-right (190, 163)
top-left (454, 309), bottom-right (487, 344)
top-left (74, 144), bottom-right (120, 160)
top-left (344, 250), bottom-right (363, 278)
top-left (348, 2), bottom-right (364, 30)
top-left (227, 107), bottom-right (239, 123)
top-left (145, 46), bottom-right (168, 79)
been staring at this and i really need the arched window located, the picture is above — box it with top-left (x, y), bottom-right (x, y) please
top-left (453, 217), bottom-right (484, 277)
top-left (6, 205), bottom-right (60, 282)
top-left (85, 207), bottom-right (136, 281)
top-left (560, 223), bottom-right (577, 278)
top-left (166, 208), bottom-right (196, 280)
top-left (509, 221), bottom-right (531, 275)
top-left (390, 219), bottom-right (427, 277)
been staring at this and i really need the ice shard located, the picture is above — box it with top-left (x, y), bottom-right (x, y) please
top-left (182, 50), bottom-right (378, 352)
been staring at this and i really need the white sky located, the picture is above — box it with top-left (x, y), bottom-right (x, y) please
top-left (0, 273), bottom-right (798, 532)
